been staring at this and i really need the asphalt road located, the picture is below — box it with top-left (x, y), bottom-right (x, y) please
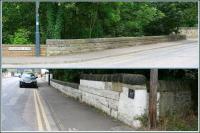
top-left (1, 77), bottom-right (134, 131)
top-left (1, 77), bottom-right (38, 131)
top-left (2, 39), bottom-right (198, 68)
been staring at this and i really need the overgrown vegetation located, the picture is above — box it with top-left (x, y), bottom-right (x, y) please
top-left (159, 111), bottom-right (198, 131)
top-left (3, 2), bottom-right (198, 44)
top-left (138, 110), bottom-right (198, 131)
top-left (50, 69), bottom-right (198, 83)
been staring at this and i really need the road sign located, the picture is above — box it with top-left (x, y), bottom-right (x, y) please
top-left (8, 47), bottom-right (32, 51)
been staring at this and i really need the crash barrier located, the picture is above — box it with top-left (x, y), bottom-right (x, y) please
top-left (2, 44), bottom-right (46, 57)
top-left (179, 27), bottom-right (198, 38)
top-left (50, 74), bottom-right (193, 128)
top-left (46, 35), bottom-right (186, 56)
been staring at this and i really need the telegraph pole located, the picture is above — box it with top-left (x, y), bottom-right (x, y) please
top-left (149, 69), bottom-right (158, 129)
top-left (35, 1), bottom-right (40, 56)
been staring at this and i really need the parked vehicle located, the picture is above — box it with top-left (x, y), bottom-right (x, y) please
top-left (14, 73), bottom-right (21, 77)
top-left (19, 73), bottom-right (38, 88)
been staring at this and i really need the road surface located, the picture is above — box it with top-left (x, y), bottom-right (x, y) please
top-left (1, 77), bottom-right (134, 131)
top-left (2, 39), bottom-right (198, 68)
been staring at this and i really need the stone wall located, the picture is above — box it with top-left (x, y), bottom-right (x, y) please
top-left (157, 80), bottom-right (192, 116)
top-left (50, 79), bottom-right (82, 100)
top-left (50, 74), bottom-right (148, 128)
top-left (2, 44), bottom-right (46, 57)
top-left (50, 74), bottom-right (193, 128)
top-left (118, 84), bottom-right (148, 128)
top-left (3, 35), bottom-right (187, 57)
top-left (179, 27), bottom-right (198, 38)
top-left (79, 81), bottom-right (121, 119)
top-left (46, 35), bottom-right (185, 56)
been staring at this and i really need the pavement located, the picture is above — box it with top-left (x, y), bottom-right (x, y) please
top-left (1, 77), bottom-right (134, 131)
top-left (2, 39), bottom-right (199, 68)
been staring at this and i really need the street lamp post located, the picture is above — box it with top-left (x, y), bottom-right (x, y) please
top-left (0, 0), bottom-right (2, 92)
top-left (35, 1), bottom-right (40, 56)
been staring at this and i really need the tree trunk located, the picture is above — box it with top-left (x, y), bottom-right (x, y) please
top-left (149, 69), bottom-right (158, 129)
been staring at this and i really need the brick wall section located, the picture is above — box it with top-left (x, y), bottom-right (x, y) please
top-left (46, 35), bottom-right (186, 56)
top-left (2, 44), bottom-right (46, 57)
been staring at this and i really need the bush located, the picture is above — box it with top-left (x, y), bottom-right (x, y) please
top-left (10, 28), bottom-right (31, 44)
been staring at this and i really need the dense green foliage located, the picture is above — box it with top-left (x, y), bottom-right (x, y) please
top-left (2, 3), bottom-right (35, 44)
top-left (50, 69), bottom-right (198, 83)
top-left (144, 3), bottom-right (198, 35)
top-left (2, 2), bottom-right (198, 44)
top-left (10, 28), bottom-right (32, 44)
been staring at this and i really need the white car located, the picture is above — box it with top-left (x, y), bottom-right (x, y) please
top-left (14, 73), bottom-right (21, 77)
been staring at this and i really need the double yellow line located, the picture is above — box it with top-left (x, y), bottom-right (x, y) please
top-left (33, 89), bottom-right (51, 131)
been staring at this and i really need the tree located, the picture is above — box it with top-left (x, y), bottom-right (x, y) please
top-left (46, 3), bottom-right (64, 39)
top-left (2, 3), bottom-right (35, 44)
top-left (2, 2), bottom-right (198, 44)
top-left (116, 3), bottom-right (164, 36)
top-left (144, 2), bottom-right (198, 35)
top-left (2, 69), bottom-right (8, 73)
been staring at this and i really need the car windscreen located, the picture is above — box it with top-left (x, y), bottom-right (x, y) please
top-left (22, 73), bottom-right (35, 79)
